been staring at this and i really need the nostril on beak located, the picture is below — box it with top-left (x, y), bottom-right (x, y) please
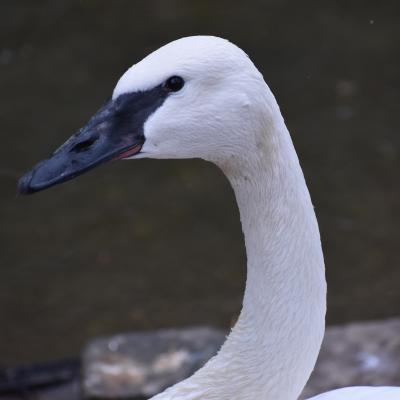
top-left (70, 135), bottom-right (99, 153)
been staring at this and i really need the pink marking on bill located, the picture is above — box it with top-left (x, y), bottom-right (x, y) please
top-left (113, 144), bottom-right (142, 160)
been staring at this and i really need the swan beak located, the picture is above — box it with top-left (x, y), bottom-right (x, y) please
top-left (17, 96), bottom-right (148, 195)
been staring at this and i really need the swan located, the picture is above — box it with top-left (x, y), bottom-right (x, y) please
top-left (17, 36), bottom-right (400, 400)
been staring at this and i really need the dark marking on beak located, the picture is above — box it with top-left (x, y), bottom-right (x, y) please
top-left (18, 84), bottom-right (169, 194)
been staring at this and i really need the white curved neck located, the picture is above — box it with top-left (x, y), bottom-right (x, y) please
top-left (152, 116), bottom-right (326, 400)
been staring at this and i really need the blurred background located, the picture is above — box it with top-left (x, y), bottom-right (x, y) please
top-left (0, 0), bottom-right (399, 367)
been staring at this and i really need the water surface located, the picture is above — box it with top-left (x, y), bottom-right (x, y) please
top-left (1, 0), bottom-right (399, 365)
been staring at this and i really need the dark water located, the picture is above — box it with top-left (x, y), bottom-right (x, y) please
top-left (1, 0), bottom-right (399, 366)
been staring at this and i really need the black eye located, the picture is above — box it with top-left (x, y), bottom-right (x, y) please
top-left (164, 76), bottom-right (184, 92)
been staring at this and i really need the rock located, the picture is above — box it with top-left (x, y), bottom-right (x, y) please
top-left (82, 327), bottom-right (225, 399)
top-left (0, 381), bottom-right (81, 400)
top-left (82, 319), bottom-right (400, 399)
top-left (29, 381), bottom-right (81, 400)
top-left (0, 359), bottom-right (81, 400)
top-left (302, 318), bottom-right (400, 398)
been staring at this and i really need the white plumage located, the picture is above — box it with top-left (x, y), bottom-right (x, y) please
top-left (309, 386), bottom-right (400, 399)
top-left (28, 36), bottom-right (399, 399)
top-left (113, 36), bottom-right (400, 400)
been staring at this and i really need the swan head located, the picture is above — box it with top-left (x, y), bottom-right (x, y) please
top-left (18, 36), bottom-right (277, 194)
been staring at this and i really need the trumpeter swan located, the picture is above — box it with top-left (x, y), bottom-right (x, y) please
top-left (18, 36), bottom-right (400, 400)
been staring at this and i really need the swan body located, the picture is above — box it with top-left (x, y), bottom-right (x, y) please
top-left (309, 387), bottom-right (400, 399)
top-left (18, 36), bottom-right (400, 399)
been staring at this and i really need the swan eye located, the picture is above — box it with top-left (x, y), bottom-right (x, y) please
top-left (164, 76), bottom-right (184, 92)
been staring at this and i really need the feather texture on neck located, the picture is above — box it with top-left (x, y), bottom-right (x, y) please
top-left (152, 109), bottom-right (326, 400)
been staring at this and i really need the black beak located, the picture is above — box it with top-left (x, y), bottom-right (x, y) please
top-left (17, 86), bottom-right (168, 194)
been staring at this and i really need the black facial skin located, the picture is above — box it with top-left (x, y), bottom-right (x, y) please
top-left (17, 84), bottom-right (170, 194)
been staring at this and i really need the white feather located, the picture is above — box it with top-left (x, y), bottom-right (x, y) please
top-left (309, 386), bottom-right (400, 399)
top-left (113, 36), bottom-right (399, 400)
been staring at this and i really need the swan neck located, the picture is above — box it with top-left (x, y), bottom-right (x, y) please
top-left (152, 124), bottom-right (326, 400)
top-left (224, 134), bottom-right (326, 399)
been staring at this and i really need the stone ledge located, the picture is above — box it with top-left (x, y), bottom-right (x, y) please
top-left (302, 317), bottom-right (400, 398)
top-left (2, 318), bottom-right (400, 399)
top-left (82, 327), bottom-right (225, 399)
